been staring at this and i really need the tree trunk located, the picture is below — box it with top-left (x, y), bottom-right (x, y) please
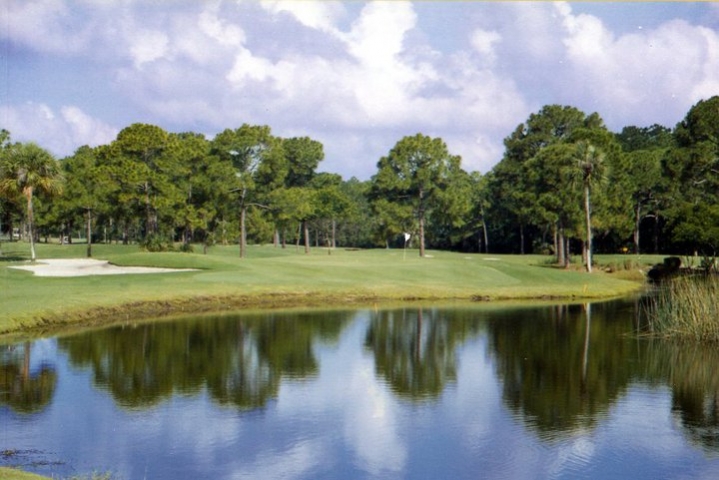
top-left (582, 303), bottom-right (592, 389)
top-left (482, 218), bottom-right (489, 254)
top-left (331, 219), bottom-right (337, 249)
top-left (303, 221), bottom-right (310, 254)
top-left (86, 209), bottom-right (93, 258)
top-left (418, 188), bottom-right (426, 258)
top-left (584, 184), bottom-right (592, 273)
top-left (634, 203), bottom-right (641, 255)
top-left (557, 225), bottom-right (565, 266)
top-left (144, 181), bottom-right (153, 237)
top-left (519, 224), bottom-right (525, 255)
top-left (25, 187), bottom-right (36, 262)
top-left (564, 236), bottom-right (571, 268)
top-left (416, 309), bottom-right (423, 362)
top-left (239, 205), bottom-right (247, 258)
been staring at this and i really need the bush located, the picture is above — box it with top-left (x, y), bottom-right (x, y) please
top-left (140, 234), bottom-right (174, 252)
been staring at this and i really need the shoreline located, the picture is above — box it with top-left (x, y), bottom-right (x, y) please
top-left (0, 285), bottom-right (645, 343)
top-left (1, 247), bottom-right (652, 342)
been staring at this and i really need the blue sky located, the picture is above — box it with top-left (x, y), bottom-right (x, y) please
top-left (2, 1), bottom-right (718, 179)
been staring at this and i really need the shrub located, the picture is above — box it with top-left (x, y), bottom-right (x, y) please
top-left (140, 234), bottom-right (174, 252)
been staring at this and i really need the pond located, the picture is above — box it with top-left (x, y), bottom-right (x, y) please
top-left (2, 299), bottom-right (719, 479)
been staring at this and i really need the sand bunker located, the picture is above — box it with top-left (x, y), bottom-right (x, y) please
top-left (9, 258), bottom-right (197, 277)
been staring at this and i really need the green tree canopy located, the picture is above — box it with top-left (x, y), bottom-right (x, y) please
top-left (370, 133), bottom-right (463, 257)
top-left (0, 142), bottom-right (63, 261)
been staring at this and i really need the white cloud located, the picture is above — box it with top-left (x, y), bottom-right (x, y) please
top-left (341, 365), bottom-right (408, 475)
top-left (198, 6), bottom-right (246, 47)
top-left (227, 440), bottom-right (326, 479)
top-left (559, 4), bottom-right (615, 60)
top-left (60, 106), bottom-right (119, 148)
top-left (470, 28), bottom-right (501, 63)
top-left (129, 29), bottom-right (170, 68)
top-left (260, 0), bottom-right (345, 34)
top-left (552, 4), bottom-right (719, 129)
top-left (1, 103), bottom-right (118, 157)
top-left (3, 1), bottom-right (719, 178)
top-left (1, 0), bottom-right (82, 54)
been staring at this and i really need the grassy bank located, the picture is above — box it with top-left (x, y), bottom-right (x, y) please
top-left (1, 242), bottom-right (652, 337)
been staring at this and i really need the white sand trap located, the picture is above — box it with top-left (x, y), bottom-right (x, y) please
top-left (9, 258), bottom-right (197, 277)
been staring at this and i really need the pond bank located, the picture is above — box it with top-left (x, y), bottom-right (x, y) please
top-left (1, 244), bottom-right (652, 341)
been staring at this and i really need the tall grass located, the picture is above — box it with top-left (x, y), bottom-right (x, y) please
top-left (647, 275), bottom-right (719, 343)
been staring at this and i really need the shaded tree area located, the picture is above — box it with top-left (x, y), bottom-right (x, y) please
top-left (485, 97), bottom-right (719, 264)
top-left (2, 96), bottom-right (719, 259)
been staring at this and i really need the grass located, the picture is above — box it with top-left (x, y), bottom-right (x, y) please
top-left (0, 467), bottom-right (50, 480)
top-left (0, 241), bottom-right (649, 337)
top-left (646, 274), bottom-right (719, 343)
top-left (0, 468), bottom-right (114, 480)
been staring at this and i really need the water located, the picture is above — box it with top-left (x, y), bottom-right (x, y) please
top-left (2, 300), bottom-right (719, 479)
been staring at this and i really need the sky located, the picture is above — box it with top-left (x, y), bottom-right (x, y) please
top-left (2, 1), bottom-right (719, 180)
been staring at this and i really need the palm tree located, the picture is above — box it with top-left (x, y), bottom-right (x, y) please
top-left (0, 142), bottom-right (63, 262)
top-left (575, 141), bottom-right (605, 273)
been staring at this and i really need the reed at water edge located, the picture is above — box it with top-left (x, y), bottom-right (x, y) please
top-left (647, 274), bottom-right (719, 343)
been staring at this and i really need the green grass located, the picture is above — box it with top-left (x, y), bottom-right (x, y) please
top-left (0, 241), bottom-right (647, 336)
top-left (0, 467), bottom-right (51, 480)
top-left (0, 468), bottom-right (115, 480)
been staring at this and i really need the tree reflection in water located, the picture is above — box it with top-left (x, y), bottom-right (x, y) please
top-left (487, 301), bottom-right (637, 438)
top-left (14, 300), bottom-right (719, 457)
top-left (638, 341), bottom-right (719, 453)
top-left (364, 308), bottom-right (482, 401)
top-left (0, 342), bottom-right (57, 414)
top-left (58, 311), bottom-right (351, 410)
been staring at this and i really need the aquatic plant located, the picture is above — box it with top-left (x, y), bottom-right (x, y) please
top-left (646, 275), bottom-right (719, 343)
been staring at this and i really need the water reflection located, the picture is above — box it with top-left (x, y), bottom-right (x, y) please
top-left (487, 301), bottom-right (637, 439)
top-left (639, 341), bottom-right (719, 453)
top-left (5, 301), bottom-right (719, 478)
top-left (0, 343), bottom-right (57, 414)
top-left (58, 311), bottom-right (352, 409)
top-left (364, 308), bottom-right (483, 401)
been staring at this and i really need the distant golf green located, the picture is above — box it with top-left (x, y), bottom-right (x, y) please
top-left (0, 242), bottom-right (653, 337)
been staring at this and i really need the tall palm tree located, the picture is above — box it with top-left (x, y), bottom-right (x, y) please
top-left (575, 141), bottom-right (605, 273)
top-left (0, 142), bottom-right (63, 262)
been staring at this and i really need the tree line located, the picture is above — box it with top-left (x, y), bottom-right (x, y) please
top-left (2, 96), bottom-right (719, 266)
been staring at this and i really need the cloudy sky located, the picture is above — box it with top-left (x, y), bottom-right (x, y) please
top-left (2, 1), bottom-right (719, 179)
